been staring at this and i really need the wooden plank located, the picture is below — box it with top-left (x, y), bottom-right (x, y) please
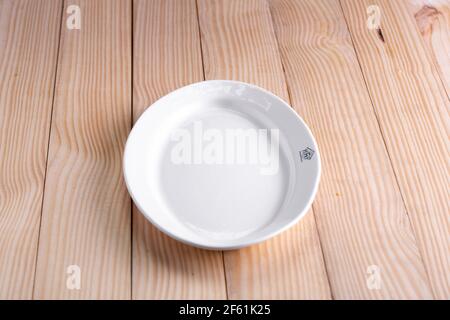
top-left (270, 0), bottom-right (434, 299)
top-left (341, 0), bottom-right (450, 299)
top-left (198, 0), bottom-right (331, 299)
top-left (132, 0), bottom-right (227, 299)
top-left (408, 0), bottom-right (450, 96)
top-left (33, 0), bottom-right (131, 299)
top-left (0, 0), bottom-right (62, 299)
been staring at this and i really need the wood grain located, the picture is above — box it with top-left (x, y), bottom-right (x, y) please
top-left (33, 0), bottom-right (131, 299)
top-left (341, 0), bottom-right (450, 299)
top-left (132, 0), bottom-right (227, 299)
top-left (270, 0), bottom-right (434, 299)
top-left (0, 0), bottom-right (447, 300)
top-left (408, 0), bottom-right (450, 96)
top-left (0, 0), bottom-right (62, 299)
top-left (198, 0), bottom-right (331, 299)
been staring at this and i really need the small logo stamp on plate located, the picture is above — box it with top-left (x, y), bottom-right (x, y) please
top-left (299, 147), bottom-right (315, 162)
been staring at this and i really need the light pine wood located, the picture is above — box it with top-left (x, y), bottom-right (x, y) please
top-left (270, 0), bottom-right (434, 299)
top-left (0, 0), bottom-right (448, 300)
top-left (408, 0), bottom-right (450, 96)
top-left (132, 0), bottom-right (227, 299)
top-left (33, 0), bottom-right (132, 299)
top-left (198, 0), bottom-right (331, 299)
top-left (0, 0), bottom-right (62, 299)
top-left (341, 0), bottom-right (450, 299)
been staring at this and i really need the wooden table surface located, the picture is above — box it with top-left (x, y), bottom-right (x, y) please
top-left (0, 0), bottom-right (448, 300)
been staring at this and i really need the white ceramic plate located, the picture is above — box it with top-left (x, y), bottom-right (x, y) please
top-left (124, 80), bottom-right (320, 250)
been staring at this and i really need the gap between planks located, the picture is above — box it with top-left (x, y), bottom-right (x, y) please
top-left (31, 0), bottom-right (65, 299)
